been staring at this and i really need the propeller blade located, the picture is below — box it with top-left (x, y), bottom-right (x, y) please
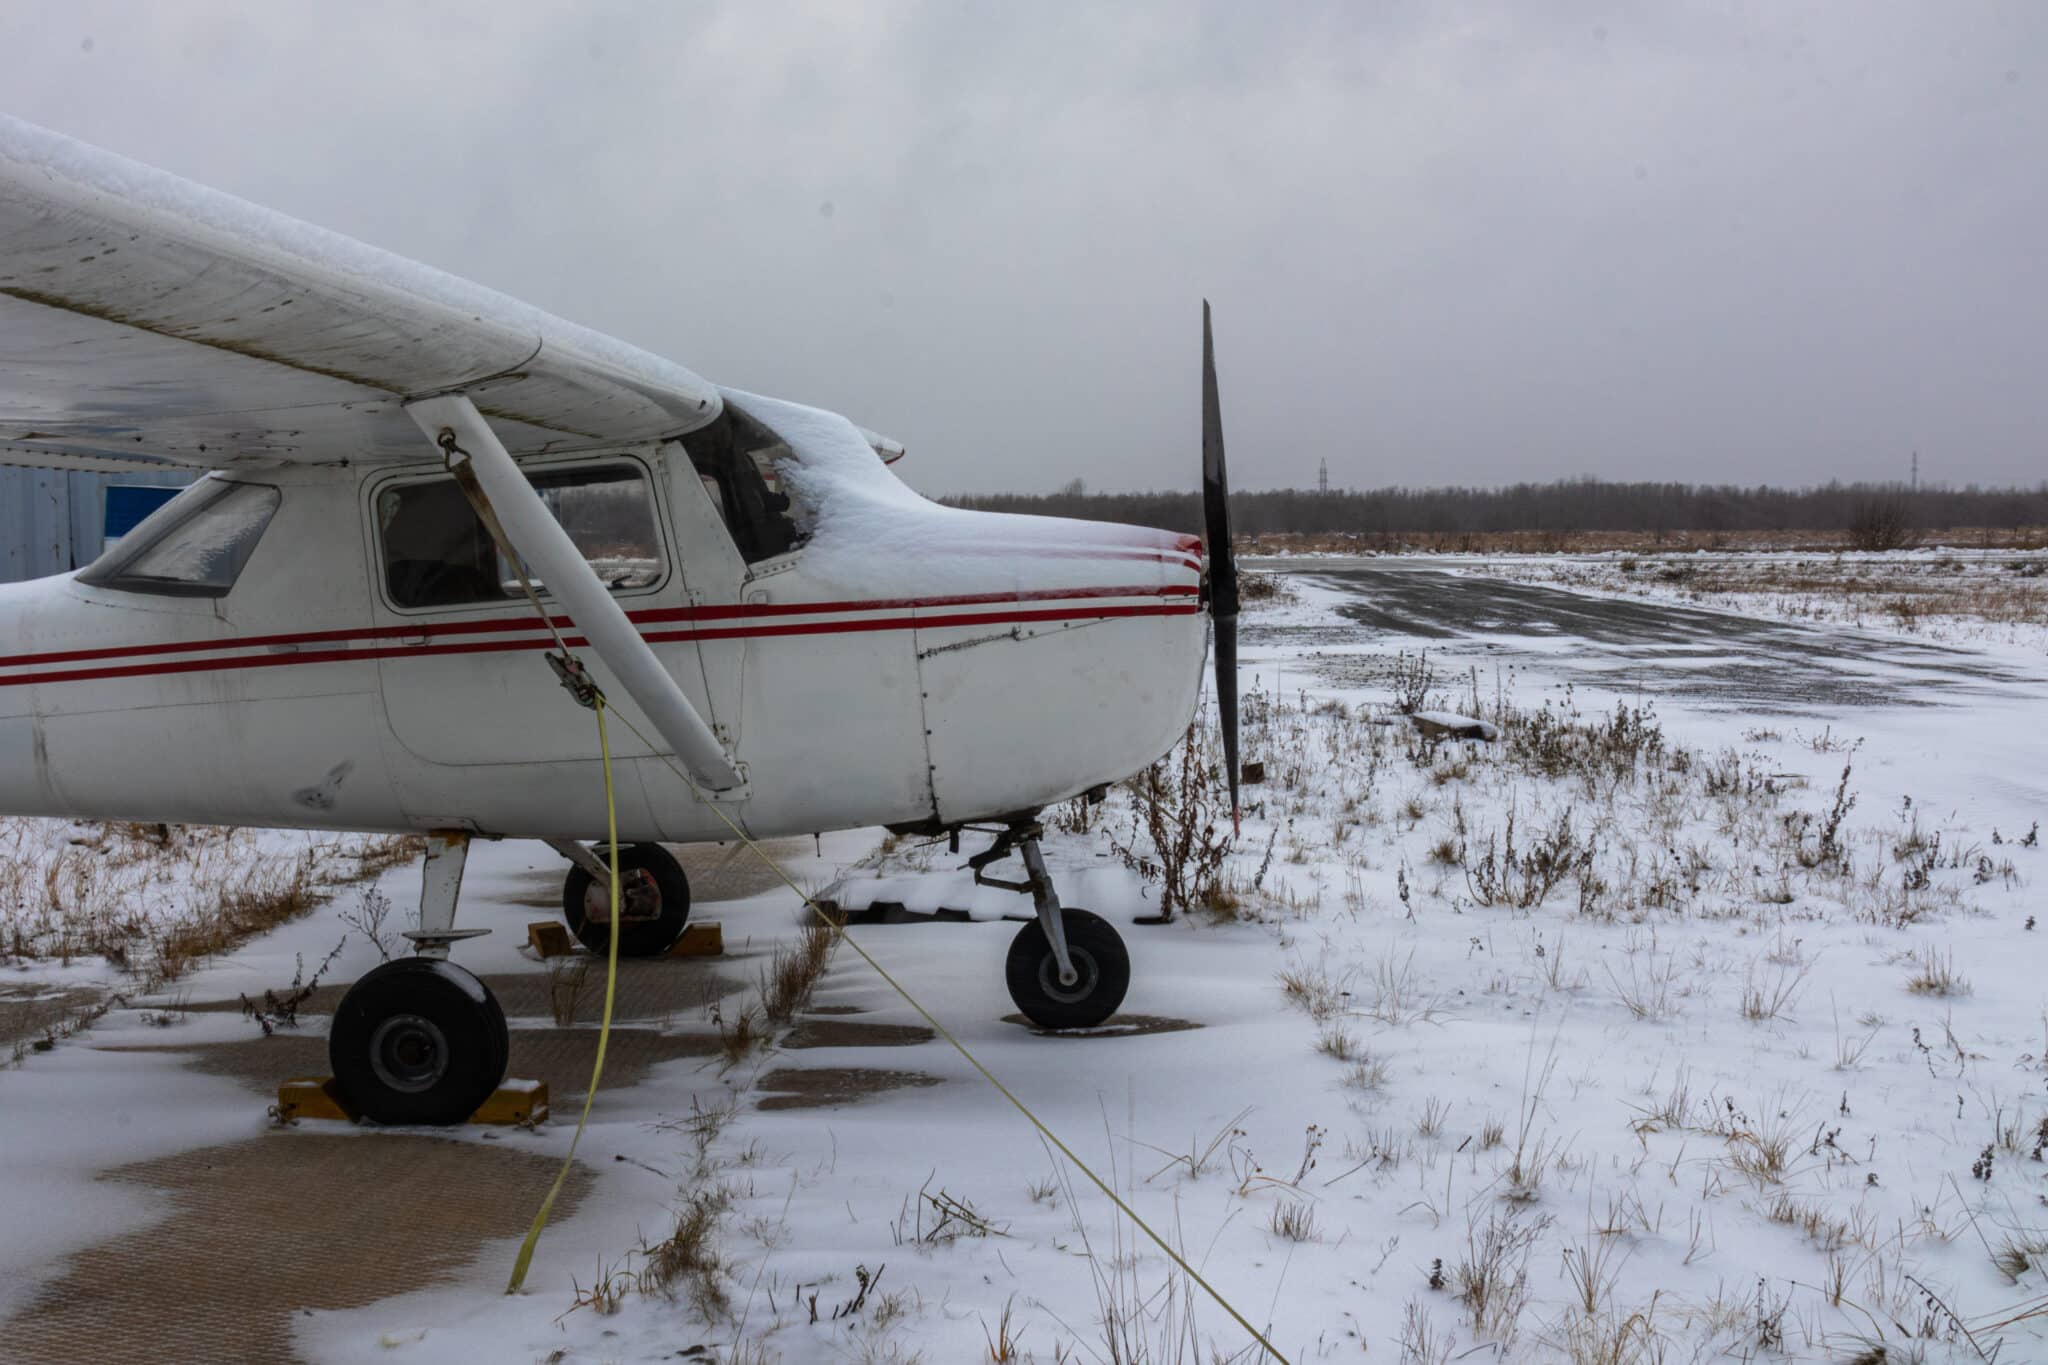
top-left (1201, 300), bottom-right (1240, 834)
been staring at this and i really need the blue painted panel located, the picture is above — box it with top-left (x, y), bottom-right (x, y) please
top-left (104, 485), bottom-right (184, 540)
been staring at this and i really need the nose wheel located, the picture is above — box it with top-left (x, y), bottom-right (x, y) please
top-left (329, 957), bottom-right (509, 1125)
top-left (1006, 908), bottom-right (1130, 1029)
top-left (973, 821), bottom-right (1133, 1030)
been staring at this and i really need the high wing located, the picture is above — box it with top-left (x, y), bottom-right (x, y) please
top-left (0, 114), bottom-right (723, 474)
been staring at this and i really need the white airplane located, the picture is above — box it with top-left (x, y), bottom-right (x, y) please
top-left (0, 114), bottom-right (1243, 1125)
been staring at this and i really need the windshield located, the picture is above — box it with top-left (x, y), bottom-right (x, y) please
top-left (678, 400), bottom-right (804, 563)
top-left (78, 477), bottom-right (281, 598)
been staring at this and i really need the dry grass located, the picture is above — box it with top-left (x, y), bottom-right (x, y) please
top-left (1552, 1294), bottom-right (1668, 1365)
top-left (1903, 946), bottom-right (1970, 997)
top-left (1561, 1237), bottom-right (1627, 1318)
top-left (1278, 960), bottom-right (1345, 1022)
top-left (1739, 960), bottom-right (1809, 1023)
top-left (1137, 1107), bottom-right (1252, 1183)
top-left (546, 956), bottom-right (593, 1025)
top-left (715, 1003), bottom-right (765, 1071)
top-left (1, 820), bottom-right (418, 995)
top-left (1269, 1199), bottom-right (1319, 1243)
top-left (560, 1255), bottom-right (636, 1320)
top-left (1365, 948), bottom-right (1439, 1025)
top-left (1606, 953), bottom-right (1682, 1023)
top-left (894, 1178), bottom-right (1008, 1246)
top-left (1992, 1229), bottom-right (2048, 1283)
top-left (1398, 1298), bottom-right (1454, 1365)
top-left (1723, 1110), bottom-right (1801, 1188)
top-left (761, 914), bottom-right (840, 1026)
top-left (1416, 1097), bottom-right (1450, 1138)
top-left (1344, 1055), bottom-right (1392, 1091)
top-left (1455, 1210), bottom-right (1541, 1344)
top-left (981, 1295), bottom-right (1026, 1362)
top-left (149, 855), bottom-right (321, 988)
top-left (639, 1184), bottom-right (736, 1322)
top-left (1315, 1024), bottom-right (1362, 1061)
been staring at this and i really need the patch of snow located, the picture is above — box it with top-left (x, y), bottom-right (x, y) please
top-left (726, 387), bottom-right (1200, 598)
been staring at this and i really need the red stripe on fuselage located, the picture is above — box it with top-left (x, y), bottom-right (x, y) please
top-left (0, 583), bottom-right (1200, 671)
top-left (0, 599), bottom-right (1203, 689)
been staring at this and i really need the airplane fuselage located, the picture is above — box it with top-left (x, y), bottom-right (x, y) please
top-left (0, 441), bottom-right (1208, 845)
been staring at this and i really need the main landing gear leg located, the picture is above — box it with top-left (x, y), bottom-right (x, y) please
top-left (328, 831), bottom-right (509, 1125)
top-left (975, 822), bottom-right (1131, 1030)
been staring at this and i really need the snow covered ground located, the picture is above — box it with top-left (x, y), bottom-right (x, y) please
top-left (6, 559), bottom-right (2047, 1363)
top-left (367, 562), bottom-right (2041, 1364)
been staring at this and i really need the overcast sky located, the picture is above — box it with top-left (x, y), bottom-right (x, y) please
top-left (5, 3), bottom-right (2044, 494)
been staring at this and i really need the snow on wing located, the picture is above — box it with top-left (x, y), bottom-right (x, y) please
top-left (0, 114), bottom-right (722, 472)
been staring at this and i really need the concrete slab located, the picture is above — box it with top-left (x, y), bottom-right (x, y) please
top-left (0, 1134), bottom-right (591, 1365)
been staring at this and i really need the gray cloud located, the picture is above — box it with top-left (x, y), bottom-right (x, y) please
top-left (5, 2), bottom-right (2044, 494)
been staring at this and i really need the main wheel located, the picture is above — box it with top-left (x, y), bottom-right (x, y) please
top-left (1005, 909), bottom-right (1131, 1030)
top-left (329, 957), bottom-right (509, 1126)
top-left (562, 843), bottom-right (691, 958)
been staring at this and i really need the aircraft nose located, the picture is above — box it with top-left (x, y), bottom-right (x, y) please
top-left (912, 517), bottom-right (1210, 823)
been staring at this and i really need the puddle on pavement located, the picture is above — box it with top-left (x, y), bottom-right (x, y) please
top-left (0, 984), bottom-right (104, 1056)
top-left (178, 958), bottom-right (746, 1022)
top-left (1000, 1013), bottom-right (1203, 1039)
top-left (782, 1019), bottom-right (935, 1049)
top-left (756, 1066), bottom-right (943, 1110)
top-left (104, 1024), bottom-right (727, 1102)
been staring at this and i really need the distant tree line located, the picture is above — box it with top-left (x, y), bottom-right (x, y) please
top-left (942, 478), bottom-right (2048, 539)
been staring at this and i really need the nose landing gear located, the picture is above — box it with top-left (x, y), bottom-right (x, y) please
top-left (973, 822), bottom-right (1131, 1029)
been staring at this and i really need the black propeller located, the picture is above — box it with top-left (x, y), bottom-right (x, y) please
top-left (1201, 300), bottom-right (1240, 835)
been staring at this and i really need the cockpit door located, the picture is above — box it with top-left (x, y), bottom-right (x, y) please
top-left (364, 448), bottom-right (710, 771)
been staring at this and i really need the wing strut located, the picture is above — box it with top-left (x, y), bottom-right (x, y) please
top-left (404, 393), bottom-right (747, 794)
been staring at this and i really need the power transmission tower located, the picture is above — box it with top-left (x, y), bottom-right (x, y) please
top-left (1318, 458), bottom-right (1329, 495)
top-left (1911, 450), bottom-right (1918, 494)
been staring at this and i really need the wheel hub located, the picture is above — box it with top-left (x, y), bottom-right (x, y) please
top-left (1037, 946), bottom-right (1100, 1005)
top-left (368, 1012), bottom-right (450, 1094)
top-left (582, 866), bottom-right (661, 923)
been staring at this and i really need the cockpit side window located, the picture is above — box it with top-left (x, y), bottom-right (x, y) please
top-left (377, 462), bottom-right (666, 610)
top-left (79, 476), bottom-right (281, 598)
top-left (677, 401), bottom-right (803, 563)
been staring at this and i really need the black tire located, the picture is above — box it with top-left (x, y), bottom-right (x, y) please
top-left (1005, 909), bottom-right (1130, 1029)
top-left (562, 843), bottom-right (691, 958)
top-left (329, 958), bottom-right (509, 1126)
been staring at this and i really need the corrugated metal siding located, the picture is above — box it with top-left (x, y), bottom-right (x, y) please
top-left (0, 467), bottom-right (195, 583)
